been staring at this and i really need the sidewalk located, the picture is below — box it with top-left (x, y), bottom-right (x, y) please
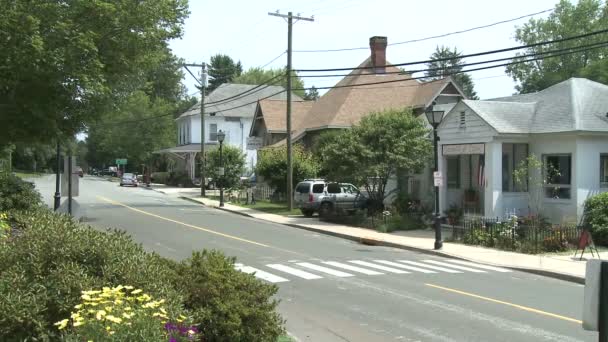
top-left (160, 187), bottom-right (598, 283)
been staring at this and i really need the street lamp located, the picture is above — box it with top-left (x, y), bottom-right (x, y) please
top-left (425, 108), bottom-right (445, 250)
top-left (217, 130), bottom-right (226, 208)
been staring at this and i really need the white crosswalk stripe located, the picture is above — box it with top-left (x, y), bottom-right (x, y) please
top-left (322, 261), bottom-right (384, 275)
top-left (445, 260), bottom-right (512, 272)
top-left (234, 264), bottom-right (289, 283)
top-left (349, 260), bottom-right (410, 274)
top-left (267, 264), bottom-right (323, 280)
top-left (296, 262), bottom-right (354, 277)
top-left (421, 260), bottom-right (487, 273)
top-left (373, 260), bottom-right (437, 273)
top-left (397, 260), bottom-right (463, 273)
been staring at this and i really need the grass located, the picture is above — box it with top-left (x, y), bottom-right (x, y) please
top-left (13, 171), bottom-right (44, 179)
top-left (277, 335), bottom-right (296, 342)
top-left (207, 196), bottom-right (302, 216)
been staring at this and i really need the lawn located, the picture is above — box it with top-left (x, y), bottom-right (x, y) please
top-left (208, 196), bottom-right (302, 216)
top-left (13, 171), bottom-right (44, 179)
top-left (277, 335), bottom-right (296, 342)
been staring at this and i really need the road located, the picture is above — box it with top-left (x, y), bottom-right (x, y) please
top-left (33, 175), bottom-right (595, 342)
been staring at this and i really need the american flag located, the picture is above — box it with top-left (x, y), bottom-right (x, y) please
top-left (477, 156), bottom-right (486, 188)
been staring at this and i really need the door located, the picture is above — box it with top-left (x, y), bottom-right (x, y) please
top-left (326, 183), bottom-right (343, 209)
top-left (294, 183), bottom-right (308, 206)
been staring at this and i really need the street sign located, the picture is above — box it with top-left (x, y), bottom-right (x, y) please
top-left (433, 171), bottom-right (442, 178)
top-left (61, 157), bottom-right (79, 197)
top-left (434, 177), bottom-right (443, 187)
top-left (116, 158), bottom-right (127, 165)
top-left (246, 137), bottom-right (263, 150)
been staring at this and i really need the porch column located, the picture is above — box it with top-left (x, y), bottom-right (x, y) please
top-left (483, 141), bottom-right (503, 217)
top-left (437, 150), bottom-right (448, 216)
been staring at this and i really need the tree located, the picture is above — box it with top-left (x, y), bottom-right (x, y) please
top-left (232, 67), bottom-right (306, 98)
top-left (0, 0), bottom-right (189, 145)
top-left (425, 46), bottom-right (478, 99)
top-left (506, 0), bottom-right (608, 93)
top-left (304, 86), bottom-right (320, 101)
top-left (256, 145), bottom-right (320, 194)
top-left (207, 54), bottom-right (243, 92)
top-left (204, 146), bottom-right (245, 190)
top-left (318, 109), bottom-right (432, 212)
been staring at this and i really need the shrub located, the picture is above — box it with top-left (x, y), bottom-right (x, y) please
top-left (256, 145), bottom-right (320, 194)
top-left (167, 170), bottom-right (194, 187)
top-left (0, 172), bottom-right (41, 212)
top-left (151, 171), bottom-right (169, 184)
top-left (584, 192), bottom-right (608, 246)
top-left (174, 250), bottom-right (285, 342)
top-left (204, 146), bottom-right (246, 190)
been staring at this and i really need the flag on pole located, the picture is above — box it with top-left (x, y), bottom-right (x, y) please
top-left (477, 155), bottom-right (486, 188)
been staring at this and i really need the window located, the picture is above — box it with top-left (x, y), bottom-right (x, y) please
top-left (341, 184), bottom-right (359, 194)
top-left (312, 184), bottom-right (324, 193)
top-left (502, 143), bottom-right (528, 192)
top-left (601, 154), bottom-right (608, 188)
top-left (447, 157), bottom-right (460, 189)
top-left (544, 154), bottom-right (571, 199)
top-left (327, 183), bottom-right (342, 194)
top-left (459, 111), bottom-right (466, 128)
top-left (296, 183), bottom-right (309, 194)
top-left (209, 123), bottom-right (217, 142)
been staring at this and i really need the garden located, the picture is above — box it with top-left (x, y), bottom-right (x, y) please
top-left (0, 172), bottom-right (287, 341)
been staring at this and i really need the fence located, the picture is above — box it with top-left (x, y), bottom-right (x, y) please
top-left (251, 184), bottom-right (284, 202)
top-left (449, 215), bottom-right (581, 254)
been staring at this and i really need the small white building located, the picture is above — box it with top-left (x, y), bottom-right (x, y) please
top-left (156, 83), bottom-right (300, 180)
top-left (436, 78), bottom-right (608, 224)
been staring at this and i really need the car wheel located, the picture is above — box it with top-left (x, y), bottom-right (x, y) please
top-left (301, 209), bottom-right (314, 217)
top-left (319, 202), bottom-right (333, 218)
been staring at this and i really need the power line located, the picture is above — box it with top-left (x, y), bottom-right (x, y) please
top-left (183, 65), bottom-right (202, 85)
top-left (295, 28), bottom-right (608, 72)
top-left (294, 40), bottom-right (608, 79)
top-left (293, 7), bottom-right (554, 53)
top-left (204, 73), bottom-right (285, 106)
top-left (259, 50), bottom-right (287, 68)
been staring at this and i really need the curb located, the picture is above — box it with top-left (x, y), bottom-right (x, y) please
top-left (179, 196), bottom-right (585, 284)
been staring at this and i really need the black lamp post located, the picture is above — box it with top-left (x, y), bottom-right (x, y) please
top-left (425, 108), bottom-right (445, 250)
top-left (217, 130), bottom-right (226, 207)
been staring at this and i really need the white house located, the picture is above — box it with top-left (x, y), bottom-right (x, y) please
top-left (156, 83), bottom-right (300, 180)
top-left (436, 78), bottom-right (608, 224)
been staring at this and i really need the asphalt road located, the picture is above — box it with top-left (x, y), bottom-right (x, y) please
top-left (32, 175), bottom-right (596, 342)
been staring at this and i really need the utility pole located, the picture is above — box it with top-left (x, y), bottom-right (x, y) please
top-left (54, 141), bottom-right (61, 211)
top-left (268, 11), bottom-right (314, 210)
top-left (184, 63), bottom-right (207, 197)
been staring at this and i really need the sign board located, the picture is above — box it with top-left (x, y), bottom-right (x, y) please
top-left (115, 158), bottom-right (127, 165)
top-left (246, 137), bottom-right (263, 150)
top-left (434, 177), bottom-right (443, 187)
top-left (61, 158), bottom-right (79, 197)
top-left (217, 167), bottom-right (225, 176)
top-left (433, 171), bottom-right (442, 178)
top-left (442, 143), bottom-right (485, 156)
top-left (583, 260), bottom-right (602, 331)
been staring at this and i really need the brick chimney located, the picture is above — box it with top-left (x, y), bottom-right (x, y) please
top-left (369, 36), bottom-right (387, 74)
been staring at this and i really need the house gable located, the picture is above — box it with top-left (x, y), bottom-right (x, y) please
top-left (438, 101), bottom-right (497, 144)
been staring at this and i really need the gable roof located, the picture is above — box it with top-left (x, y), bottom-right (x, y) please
top-left (290, 58), bottom-right (464, 139)
top-left (178, 83), bottom-right (302, 119)
top-left (252, 99), bottom-right (314, 134)
top-left (458, 78), bottom-right (608, 134)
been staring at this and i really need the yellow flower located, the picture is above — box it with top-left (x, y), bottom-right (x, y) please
top-left (96, 310), bottom-right (107, 320)
top-left (71, 312), bottom-right (81, 320)
top-left (105, 306), bottom-right (113, 312)
top-left (74, 304), bottom-right (83, 309)
top-left (106, 326), bottom-right (111, 331)
top-left (188, 329), bottom-right (196, 335)
top-left (54, 319), bottom-right (69, 330)
top-left (122, 312), bottom-right (134, 319)
top-left (105, 315), bottom-right (122, 324)
top-left (113, 285), bottom-right (124, 292)
top-left (73, 321), bottom-right (85, 327)
top-left (124, 306), bottom-right (132, 311)
top-left (124, 285), bottom-right (134, 290)
top-left (114, 299), bottom-right (123, 305)
top-left (81, 294), bottom-right (92, 301)
top-left (82, 290), bottom-right (102, 295)
top-left (130, 289), bottom-right (143, 295)
top-left (160, 308), bottom-right (167, 314)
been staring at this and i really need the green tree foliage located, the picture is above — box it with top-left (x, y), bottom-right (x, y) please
top-left (232, 67), bottom-right (306, 98)
top-left (584, 192), bottom-right (608, 245)
top-left (256, 145), bottom-right (320, 194)
top-left (10, 142), bottom-right (56, 172)
top-left (207, 54), bottom-right (243, 92)
top-left (506, 0), bottom-right (608, 93)
top-left (425, 46), bottom-right (478, 99)
top-left (304, 86), bottom-right (320, 101)
top-left (0, 0), bottom-right (190, 145)
top-left (318, 109), bottom-right (432, 211)
top-left (204, 145), bottom-right (246, 190)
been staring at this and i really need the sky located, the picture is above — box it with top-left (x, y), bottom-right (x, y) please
top-left (169, 0), bottom-right (564, 100)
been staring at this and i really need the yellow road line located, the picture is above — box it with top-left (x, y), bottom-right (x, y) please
top-left (97, 195), bottom-right (270, 248)
top-left (426, 283), bottom-right (582, 324)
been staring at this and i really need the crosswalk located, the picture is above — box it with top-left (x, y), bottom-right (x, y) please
top-left (234, 259), bottom-right (511, 283)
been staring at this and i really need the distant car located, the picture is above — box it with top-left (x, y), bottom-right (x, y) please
top-left (293, 179), bottom-right (367, 217)
top-left (120, 173), bottom-right (138, 187)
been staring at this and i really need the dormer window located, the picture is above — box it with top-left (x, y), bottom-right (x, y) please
top-left (459, 111), bottom-right (466, 128)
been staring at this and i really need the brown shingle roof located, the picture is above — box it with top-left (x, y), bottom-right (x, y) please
top-left (256, 99), bottom-right (314, 133)
top-left (292, 58), bottom-right (454, 138)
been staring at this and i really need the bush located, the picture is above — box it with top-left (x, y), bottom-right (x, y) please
top-left (174, 250), bottom-right (284, 342)
top-left (0, 172), bottom-right (41, 212)
top-left (256, 145), bottom-right (320, 194)
top-left (167, 170), bottom-right (194, 187)
top-left (151, 171), bottom-right (169, 184)
top-left (584, 192), bottom-right (608, 246)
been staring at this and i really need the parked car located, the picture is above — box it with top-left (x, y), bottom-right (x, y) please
top-left (120, 173), bottom-right (138, 187)
top-left (294, 179), bottom-right (367, 217)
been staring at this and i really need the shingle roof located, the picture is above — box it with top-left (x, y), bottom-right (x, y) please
top-left (256, 99), bottom-right (314, 133)
top-left (178, 84), bottom-right (302, 119)
top-left (462, 78), bottom-right (608, 133)
top-left (289, 58), bottom-right (458, 139)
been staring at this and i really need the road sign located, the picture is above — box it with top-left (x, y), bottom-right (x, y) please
top-left (246, 137), bottom-right (263, 150)
top-left (433, 171), bottom-right (442, 178)
top-left (61, 157), bottom-right (79, 197)
top-left (434, 177), bottom-right (443, 187)
top-left (116, 158), bottom-right (127, 165)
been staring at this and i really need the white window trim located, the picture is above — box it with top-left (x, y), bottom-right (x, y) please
top-left (601, 153), bottom-right (608, 188)
top-left (543, 153), bottom-right (572, 200)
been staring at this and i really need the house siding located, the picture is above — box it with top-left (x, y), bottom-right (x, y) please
top-left (575, 135), bottom-right (608, 221)
top-left (438, 102), bottom-right (497, 144)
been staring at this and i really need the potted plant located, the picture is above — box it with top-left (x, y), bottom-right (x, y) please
top-left (444, 204), bottom-right (463, 225)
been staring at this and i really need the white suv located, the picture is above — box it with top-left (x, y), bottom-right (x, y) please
top-left (294, 179), bottom-right (367, 217)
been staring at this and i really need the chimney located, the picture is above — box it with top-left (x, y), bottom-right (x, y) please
top-left (369, 36), bottom-right (387, 74)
